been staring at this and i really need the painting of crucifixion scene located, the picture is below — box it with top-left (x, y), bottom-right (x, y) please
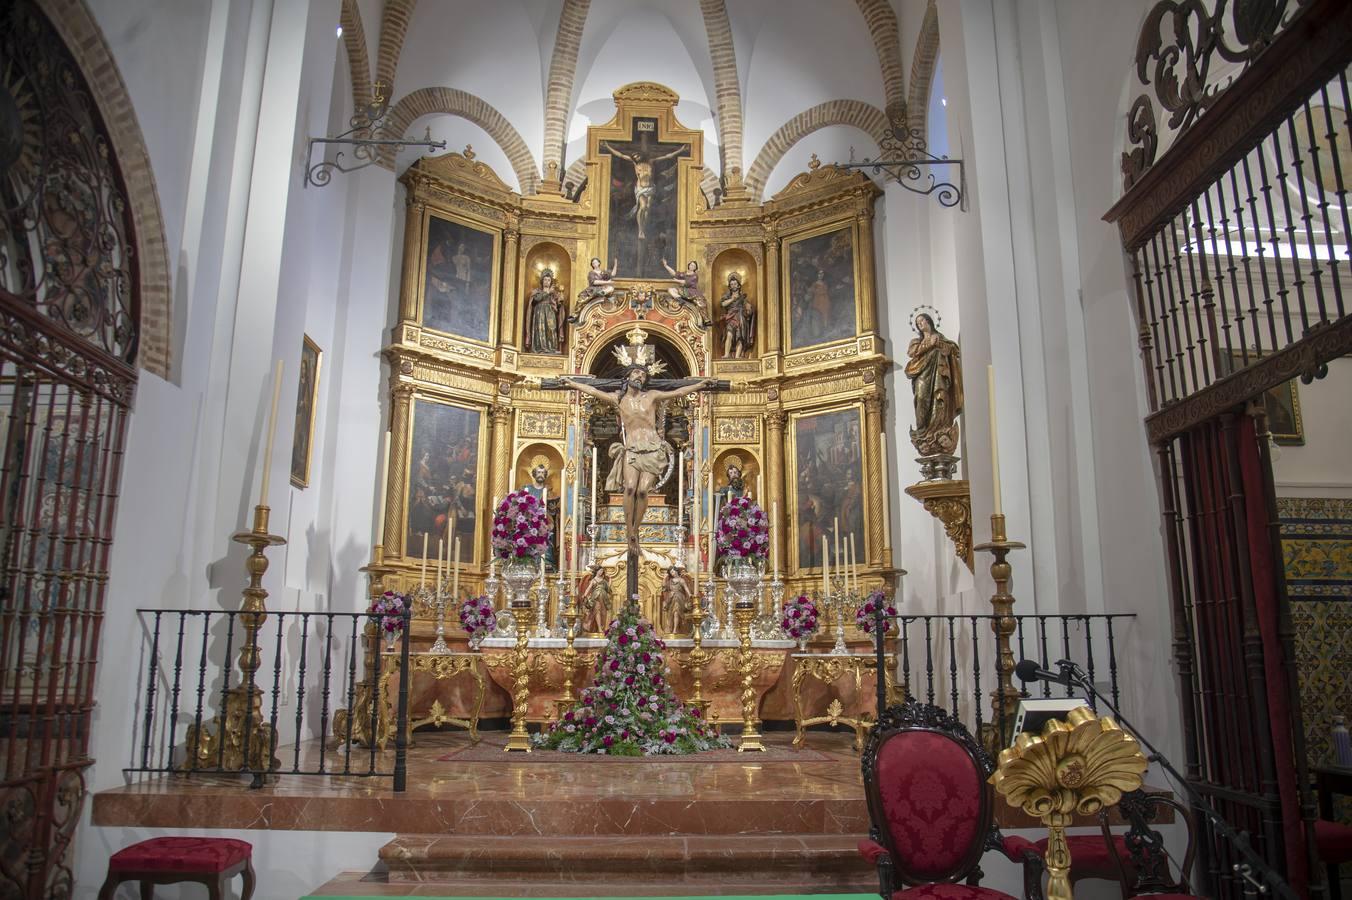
top-left (422, 214), bottom-right (496, 343)
top-left (405, 398), bottom-right (482, 562)
top-left (786, 225), bottom-right (857, 350)
top-left (793, 407), bottom-right (865, 570)
top-left (602, 117), bottom-right (689, 279)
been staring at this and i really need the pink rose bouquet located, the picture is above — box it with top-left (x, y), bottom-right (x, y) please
top-left (855, 588), bottom-right (897, 634)
top-left (369, 590), bottom-right (409, 636)
top-left (491, 490), bottom-right (551, 560)
top-left (780, 593), bottom-right (820, 640)
top-left (458, 594), bottom-right (497, 638)
top-left (715, 496), bottom-right (769, 561)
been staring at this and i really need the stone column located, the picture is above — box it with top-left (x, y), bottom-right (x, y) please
top-left (765, 410), bottom-right (788, 576)
top-left (499, 218), bottom-right (521, 349)
top-left (863, 393), bottom-right (886, 568)
top-left (763, 225), bottom-right (781, 354)
top-left (399, 192), bottom-right (427, 323)
top-left (384, 383), bottom-right (415, 558)
top-left (856, 204), bottom-right (878, 335)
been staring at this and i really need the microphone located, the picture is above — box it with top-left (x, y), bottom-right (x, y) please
top-left (1014, 658), bottom-right (1075, 686)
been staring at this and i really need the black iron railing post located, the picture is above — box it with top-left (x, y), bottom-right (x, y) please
top-left (393, 606), bottom-right (412, 792)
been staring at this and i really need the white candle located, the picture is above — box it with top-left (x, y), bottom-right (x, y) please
top-left (834, 518), bottom-right (840, 569)
top-left (375, 430), bottom-right (391, 546)
top-left (677, 450), bottom-right (684, 526)
top-left (709, 493), bottom-right (719, 575)
top-left (452, 537), bottom-right (460, 601)
top-left (259, 359), bottom-right (283, 507)
top-left (420, 533), bottom-right (428, 587)
top-left (436, 538), bottom-right (444, 593)
top-left (772, 499), bottom-right (780, 580)
top-left (755, 473), bottom-right (761, 502)
top-left (988, 364), bottom-right (1003, 516)
top-left (822, 535), bottom-right (830, 599)
top-left (691, 456), bottom-right (701, 569)
top-left (590, 447), bottom-right (598, 522)
top-left (850, 533), bottom-right (859, 595)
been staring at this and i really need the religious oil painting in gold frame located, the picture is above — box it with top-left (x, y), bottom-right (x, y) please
top-left (600, 116), bottom-right (690, 279)
top-left (421, 213), bottom-right (497, 344)
top-left (1221, 351), bottom-right (1304, 445)
top-left (289, 335), bottom-right (322, 488)
top-left (789, 406), bottom-right (865, 571)
top-left (405, 398), bottom-right (485, 562)
top-left (785, 223), bottom-right (857, 351)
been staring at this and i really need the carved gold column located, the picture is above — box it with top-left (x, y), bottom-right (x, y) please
top-left (488, 404), bottom-right (513, 507)
top-left (398, 191), bottom-right (427, 322)
top-left (862, 394), bottom-right (886, 568)
top-left (992, 707), bottom-right (1148, 900)
top-left (499, 217), bottom-right (521, 349)
top-left (384, 385), bottom-right (414, 558)
top-left (765, 410), bottom-right (787, 575)
top-left (763, 225), bottom-right (781, 360)
top-left (855, 204), bottom-right (877, 334)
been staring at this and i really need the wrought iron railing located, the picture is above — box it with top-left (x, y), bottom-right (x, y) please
top-left (124, 608), bottom-right (411, 789)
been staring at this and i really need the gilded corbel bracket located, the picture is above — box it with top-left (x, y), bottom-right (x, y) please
top-left (904, 479), bottom-right (973, 571)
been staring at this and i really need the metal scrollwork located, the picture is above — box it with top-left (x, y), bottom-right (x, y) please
top-left (0, 1), bottom-right (140, 365)
top-left (305, 81), bottom-right (446, 187)
top-left (1122, 0), bottom-right (1297, 188)
top-left (835, 110), bottom-right (965, 210)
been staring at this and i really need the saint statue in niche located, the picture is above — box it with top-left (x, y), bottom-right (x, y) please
top-left (525, 268), bottom-right (566, 354)
top-left (661, 259), bottom-right (708, 324)
top-left (718, 272), bottom-right (755, 358)
top-left (713, 456), bottom-right (747, 506)
top-left (521, 456), bottom-right (559, 571)
top-left (659, 566), bottom-right (693, 636)
top-left (904, 311), bottom-right (964, 459)
top-left (578, 562), bottom-right (614, 634)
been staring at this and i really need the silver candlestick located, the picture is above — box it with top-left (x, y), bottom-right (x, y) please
top-left (428, 584), bottom-right (452, 654)
top-left (829, 574), bottom-right (849, 655)
top-left (587, 523), bottom-right (600, 567)
top-left (553, 569), bottom-right (570, 637)
top-left (533, 575), bottom-right (552, 638)
top-left (700, 577), bottom-right (719, 639)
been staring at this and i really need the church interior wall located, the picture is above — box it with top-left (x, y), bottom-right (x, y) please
top-left (1270, 357), bottom-right (1352, 499)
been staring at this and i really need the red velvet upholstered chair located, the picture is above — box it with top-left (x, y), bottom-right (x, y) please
top-left (858, 700), bottom-right (1022, 899)
top-left (1316, 819), bottom-right (1352, 900)
top-left (97, 837), bottom-right (255, 900)
top-left (1098, 790), bottom-right (1201, 899)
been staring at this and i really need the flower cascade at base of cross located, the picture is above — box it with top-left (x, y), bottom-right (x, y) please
top-left (536, 602), bottom-right (730, 755)
top-left (458, 594), bottom-right (496, 638)
top-left (369, 591), bottom-right (408, 636)
top-left (716, 496), bottom-right (769, 562)
top-left (491, 489), bottom-right (551, 560)
top-left (856, 588), bottom-right (897, 634)
top-left (780, 593), bottom-right (820, 640)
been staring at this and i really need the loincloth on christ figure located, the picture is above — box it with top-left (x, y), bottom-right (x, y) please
top-left (606, 436), bottom-right (669, 491)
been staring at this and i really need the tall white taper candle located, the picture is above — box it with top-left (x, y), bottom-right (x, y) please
top-left (590, 447), bottom-right (598, 522)
top-left (987, 364), bottom-right (1003, 516)
top-left (822, 535), bottom-right (830, 600)
top-left (436, 538), bottom-right (444, 593)
top-left (259, 359), bottom-right (283, 507)
top-left (420, 533), bottom-right (428, 587)
top-left (677, 450), bottom-right (684, 526)
top-left (772, 499), bottom-right (780, 580)
top-left (452, 537), bottom-right (461, 601)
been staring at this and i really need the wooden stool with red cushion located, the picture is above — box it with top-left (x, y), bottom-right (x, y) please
top-left (97, 837), bottom-right (255, 900)
top-left (1316, 819), bottom-right (1352, 900)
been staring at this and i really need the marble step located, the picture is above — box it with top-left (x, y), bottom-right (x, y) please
top-left (379, 833), bottom-right (876, 889)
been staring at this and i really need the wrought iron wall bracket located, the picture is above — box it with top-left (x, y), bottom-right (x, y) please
top-left (834, 115), bottom-right (967, 209)
top-left (303, 83), bottom-right (446, 187)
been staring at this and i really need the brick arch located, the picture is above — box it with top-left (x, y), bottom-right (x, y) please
top-left (37, 0), bottom-right (172, 378)
top-left (382, 87), bottom-right (540, 194)
top-left (699, 0), bottom-right (744, 187)
top-left (854, 0), bottom-right (907, 120)
top-left (541, 0), bottom-right (591, 185)
top-left (340, 0), bottom-right (372, 109)
top-left (745, 100), bottom-right (889, 200)
top-left (375, 0), bottom-right (418, 97)
top-left (907, 0), bottom-right (940, 137)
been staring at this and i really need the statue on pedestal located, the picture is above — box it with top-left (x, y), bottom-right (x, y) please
top-left (521, 456), bottom-right (558, 571)
top-left (713, 456), bottom-right (747, 506)
top-left (904, 309), bottom-right (963, 479)
top-left (525, 269), bottom-right (566, 354)
top-left (659, 566), bottom-right (694, 636)
top-left (718, 273), bottom-right (755, 358)
top-left (661, 259), bottom-right (709, 324)
top-left (578, 562), bottom-right (613, 634)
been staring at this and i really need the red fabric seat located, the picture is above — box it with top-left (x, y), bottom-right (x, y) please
top-left (109, 838), bottom-right (252, 873)
top-left (1316, 819), bottom-right (1352, 865)
top-left (891, 884), bottom-right (1016, 899)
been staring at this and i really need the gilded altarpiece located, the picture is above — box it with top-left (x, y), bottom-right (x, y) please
top-left (373, 84), bottom-right (894, 725)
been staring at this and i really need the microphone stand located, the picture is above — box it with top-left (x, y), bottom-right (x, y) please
top-left (1056, 661), bottom-right (1297, 900)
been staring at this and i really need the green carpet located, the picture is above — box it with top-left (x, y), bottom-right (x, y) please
top-left (303, 895), bottom-right (876, 899)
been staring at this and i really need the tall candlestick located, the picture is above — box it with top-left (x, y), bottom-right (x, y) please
top-left (570, 460), bottom-right (580, 572)
top-left (259, 359), bottom-right (283, 507)
top-left (374, 430), bottom-right (390, 545)
top-left (692, 456), bottom-right (701, 568)
top-left (772, 499), bottom-right (780, 580)
top-left (420, 533), bottom-right (428, 587)
top-left (822, 535), bottom-right (830, 599)
top-left (709, 493), bottom-right (719, 576)
top-left (677, 450), bottom-right (684, 525)
top-left (452, 537), bottom-right (461, 602)
top-left (987, 364), bottom-right (1003, 516)
top-left (590, 447), bottom-right (598, 522)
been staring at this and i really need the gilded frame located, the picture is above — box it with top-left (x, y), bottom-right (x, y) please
top-left (289, 334), bottom-right (322, 488)
top-left (402, 393), bottom-right (491, 567)
top-left (1222, 350), bottom-right (1304, 445)
top-left (415, 206), bottom-right (502, 349)
top-left (780, 217), bottom-right (864, 354)
top-left (786, 402), bottom-right (870, 574)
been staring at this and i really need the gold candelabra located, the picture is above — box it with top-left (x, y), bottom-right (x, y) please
top-left (733, 600), bottom-right (765, 752)
top-left (556, 572), bottom-right (581, 718)
top-left (685, 587), bottom-right (711, 718)
top-left (184, 504), bottom-right (286, 777)
top-left (991, 706), bottom-right (1148, 900)
top-left (974, 513), bottom-right (1026, 753)
top-left (504, 575), bottom-right (535, 752)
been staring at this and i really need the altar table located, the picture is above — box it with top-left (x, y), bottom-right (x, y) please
top-left (377, 651), bottom-right (485, 749)
top-left (791, 652), bottom-right (897, 751)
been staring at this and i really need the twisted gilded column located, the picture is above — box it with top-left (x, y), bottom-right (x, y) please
top-left (384, 385), bottom-right (413, 558)
top-left (763, 225), bottom-right (781, 355)
top-left (863, 394), bottom-right (885, 568)
top-left (765, 411), bottom-right (787, 577)
top-left (856, 205), bottom-right (877, 334)
top-left (488, 404), bottom-right (514, 508)
top-left (499, 219), bottom-right (521, 349)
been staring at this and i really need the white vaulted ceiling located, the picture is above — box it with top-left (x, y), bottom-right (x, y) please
top-left (348, 0), bottom-right (937, 198)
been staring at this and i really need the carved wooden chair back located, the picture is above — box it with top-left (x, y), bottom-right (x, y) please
top-left (1099, 789), bottom-right (1198, 897)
